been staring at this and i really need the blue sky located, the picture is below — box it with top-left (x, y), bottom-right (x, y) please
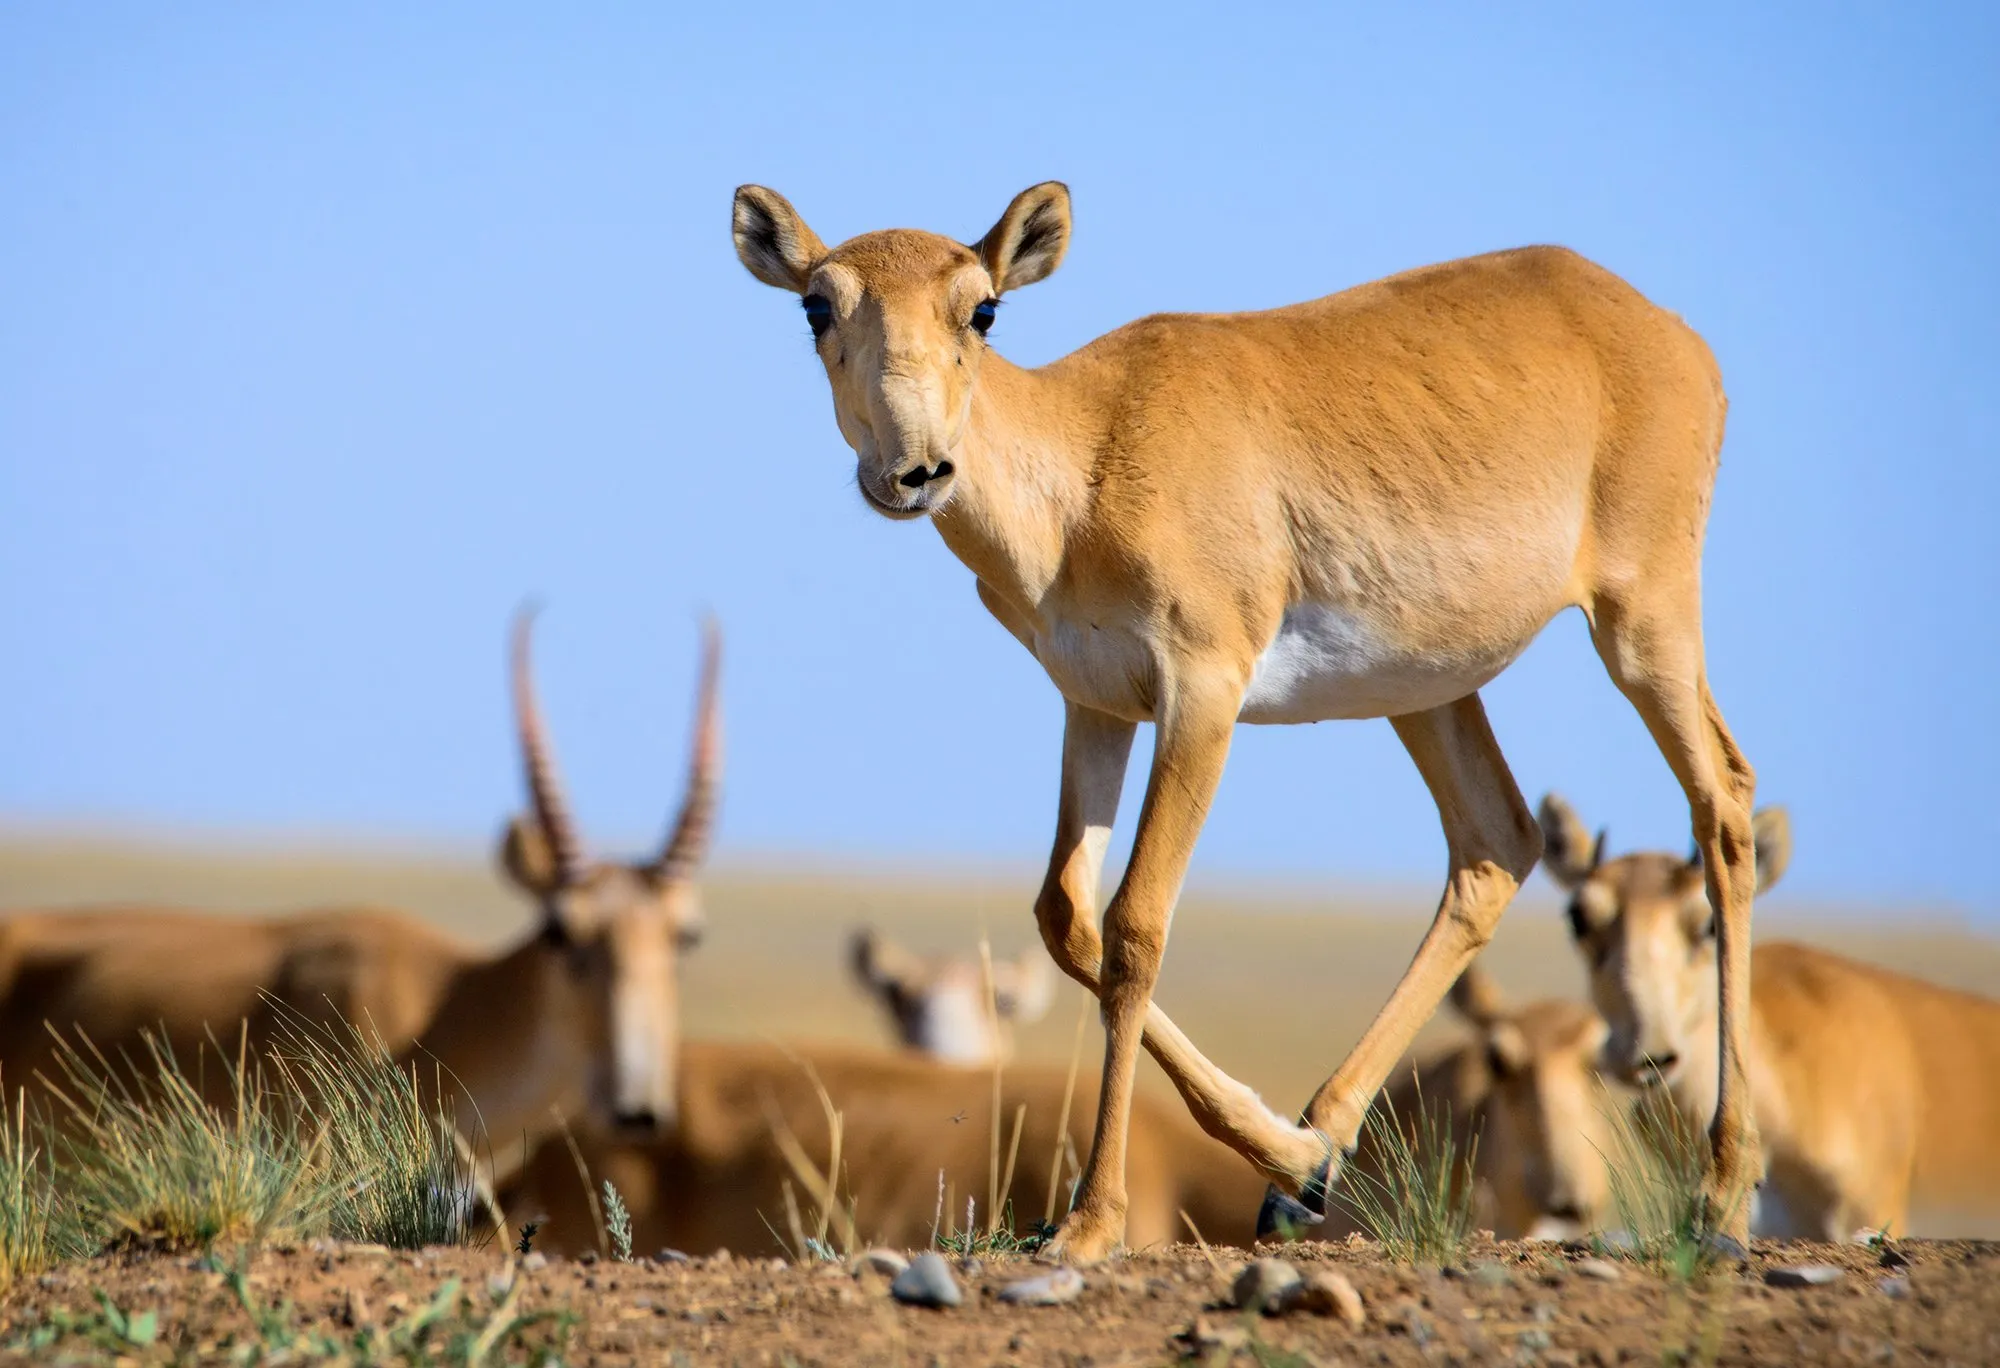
top-left (1, 5), bottom-right (1994, 912)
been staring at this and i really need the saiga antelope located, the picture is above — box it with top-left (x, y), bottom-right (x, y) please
top-left (1542, 793), bottom-right (2000, 1238)
top-left (0, 610), bottom-right (720, 1176)
top-left (500, 1038), bottom-right (1271, 1257)
top-left (732, 181), bottom-right (1761, 1257)
top-left (849, 927), bottom-right (1055, 1064)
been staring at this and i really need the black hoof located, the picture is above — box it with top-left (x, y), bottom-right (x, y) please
top-left (1254, 1147), bottom-right (1338, 1241)
top-left (1256, 1186), bottom-right (1323, 1241)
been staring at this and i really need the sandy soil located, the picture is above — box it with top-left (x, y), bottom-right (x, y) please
top-left (2, 1234), bottom-right (1993, 1367)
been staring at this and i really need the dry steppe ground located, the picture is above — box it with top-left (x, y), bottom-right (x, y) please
top-left (4, 1235), bottom-right (1997, 1366)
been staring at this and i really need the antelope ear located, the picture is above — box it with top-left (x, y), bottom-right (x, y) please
top-left (499, 815), bottom-right (563, 897)
top-left (849, 927), bottom-right (922, 994)
top-left (1752, 806), bottom-right (1793, 894)
top-left (1483, 1021), bottom-right (1531, 1080)
top-left (976, 182), bottom-right (1072, 293)
top-left (1537, 793), bottom-right (1605, 890)
top-left (1005, 950), bottom-right (1056, 1025)
top-left (1448, 963), bottom-right (1506, 1029)
top-left (733, 185), bottom-right (827, 293)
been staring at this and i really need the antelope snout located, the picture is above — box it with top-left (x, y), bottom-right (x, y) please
top-left (613, 1103), bottom-right (671, 1135)
top-left (896, 458), bottom-right (954, 488)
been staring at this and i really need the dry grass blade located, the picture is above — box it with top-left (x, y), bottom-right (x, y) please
top-left (551, 1111), bottom-right (609, 1259)
top-left (757, 1052), bottom-right (859, 1258)
top-left (1045, 988), bottom-right (1090, 1227)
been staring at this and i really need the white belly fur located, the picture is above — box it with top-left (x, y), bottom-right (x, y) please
top-left (1238, 603), bottom-right (1516, 724)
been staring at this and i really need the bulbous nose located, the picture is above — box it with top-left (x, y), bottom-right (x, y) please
top-left (898, 458), bottom-right (955, 488)
top-left (614, 1105), bottom-right (665, 1133)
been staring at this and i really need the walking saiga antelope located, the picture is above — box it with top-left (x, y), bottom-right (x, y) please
top-left (0, 609), bottom-right (720, 1176)
top-left (849, 927), bottom-right (1055, 1064)
top-left (1542, 793), bottom-right (2000, 1238)
top-left (733, 181), bottom-right (1762, 1258)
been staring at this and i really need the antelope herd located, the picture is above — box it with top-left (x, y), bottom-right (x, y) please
top-left (4, 184), bottom-right (1996, 1262)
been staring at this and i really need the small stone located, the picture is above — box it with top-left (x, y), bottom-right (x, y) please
top-left (1274, 1270), bottom-right (1365, 1328)
top-left (852, 1248), bottom-right (910, 1278)
top-left (1702, 1233), bottom-right (1750, 1264)
top-left (1230, 1257), bottom-right (1303, 1312)
top-left (766, 1257), bottom-right (789, 1272)
top-left (891, 1251), bottom-right (963, 1308)
top-left (655, 1248), bottom-right (689, 1264)
top-left (578, 1249), bottom-right (598, 1266)
top-left (519, 1252), bottom-right (549, 1273)
top-left (1574, 1258), bottom-right (1623, 1282)
top-left (710, 1249), bottom-right (732, 1266)
top-left (1766, 1263), bottom-right (1843, 1288)
top-left (1878, 1276), bottom-right (1912, 1300)
top-left (998, 1267), bottom-right (1086, 1306)
top-left (1596, 1229), bottom-right (1640, 1255)
top-left (958, 1257), bottom-right (983, 1280)
top-left (1174, 1316), bottom-right (1249, 1357)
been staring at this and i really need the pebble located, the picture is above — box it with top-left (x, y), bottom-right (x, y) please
top-left (1879, 1276), bottom-right (1912, 1300)
top-left (1703, 1233), bottom-right (1750, 1265)
top-left (891, 1251), bottom-right (963, 1308)
top-left (1175, 1316), bottom-right (1249, 1356)
top-left (997, 1267), bottom-right (1086, 1306)
top-left (1766, 1264), bottom-right (1844, 1288)
top-left (1596, 1229), bottom-right (1640, 1254)
top-left (655, 1248), bottom-right (690, 1264)
top-left (1274, 1270), bottom-right (1365, 1328)
top-left (519, 1252), bottom-right (549, 1273)
top-left (766, 1258), bottom-right (789, 1272)
top-left (1231, 1257), bottom-right (1303, 1312)
top-left (853, 1248), bottom-right (910, 1278)
top-left (1574, 1258), bottom-right (1624, 1282)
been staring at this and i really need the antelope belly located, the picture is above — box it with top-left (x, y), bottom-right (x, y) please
top-left (1238, 603), bottom-right (1499, 723)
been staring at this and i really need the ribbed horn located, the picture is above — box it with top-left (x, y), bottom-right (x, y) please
top-left (511, 605), bottom-right (585, 885)
top-left (656, 618), bottom-right (722, 882)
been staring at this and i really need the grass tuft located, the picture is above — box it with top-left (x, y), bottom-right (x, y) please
top-left (1596, 1085), bottom-right (1747, 1283)
top-left (1333, 1077), bottom-right (1480, 1267)
top-left (264, 1006), bottom-right (486, 1249)
top-left (0, 1083), bottom-right (88, 1287)
top-left (35, 1009), bottom-right (490, 1258)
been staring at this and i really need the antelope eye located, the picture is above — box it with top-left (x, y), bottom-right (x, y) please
top-left (802, 293), bottom-right (833, 339)
top-left (969, 298), bottom-right (998, 336)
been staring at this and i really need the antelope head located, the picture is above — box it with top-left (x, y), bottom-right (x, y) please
top-left (1538, 792), bottom-right (1791, 1098)
top-left (849, 928), bottom-right (1055, 1065)
top-left (731, 182), bottom-right (1072, 520)
top-left (1448, 966), bottom-right (1618, 1241)
top-left (497, 608), bottom-right (721, 1137)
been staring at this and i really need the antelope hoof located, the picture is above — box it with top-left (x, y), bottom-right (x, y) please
top-left (1254, 1144), bottom-right (1340, 1242)
top-left (1040, 1214), bottom-right (1123, 1265)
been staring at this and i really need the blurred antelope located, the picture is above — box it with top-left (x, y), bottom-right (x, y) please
top-left (848, 928), bottom-right (1054, 1064)
top-left (732, 181), bottom-right (1762, 1257)
top-left (0, 609), bottom-right (720, 1175)
top-left (501, 1038), bottom-right (1270, 1258)
top-left (1541, 793), bottom-right (2000, 1238)
top-left (506, 961), bottom-right (1617, 1257)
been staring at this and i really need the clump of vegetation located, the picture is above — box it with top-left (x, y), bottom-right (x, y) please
top-left (1597, 1085), bottom-right (1747, 1282)
top-left (41, 1026), bottom-right (334, 1251)
top-left (1333, 1084), bottom-right (1481, 1267)
top-left (35, 1010), bottom-right (490, 1258)
top-left (0, 1085), bottom-right (89, 1287)
top-left (265, 1008), bottom-right (486, 1249)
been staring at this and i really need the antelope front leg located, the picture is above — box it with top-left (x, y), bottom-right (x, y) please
top-left (1044, 683), bottom-right (1253, 1263)
top-left (1267, 695), bottom-right (1542, 1234)
top-left (1036, 702), bottom-right (1334, 1216)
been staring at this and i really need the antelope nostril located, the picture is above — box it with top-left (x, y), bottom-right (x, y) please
top-left (616, 1107), bottom-right (660, 1130)
top-left (1548, 1203), bottom-right (1585, 1223)
top-left (1643, 1051), bottom-right (1680, 1074)
top-left (932, 459), bottom-right (954, 479)
top-left (898, 461), bottom-right (954, 489)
